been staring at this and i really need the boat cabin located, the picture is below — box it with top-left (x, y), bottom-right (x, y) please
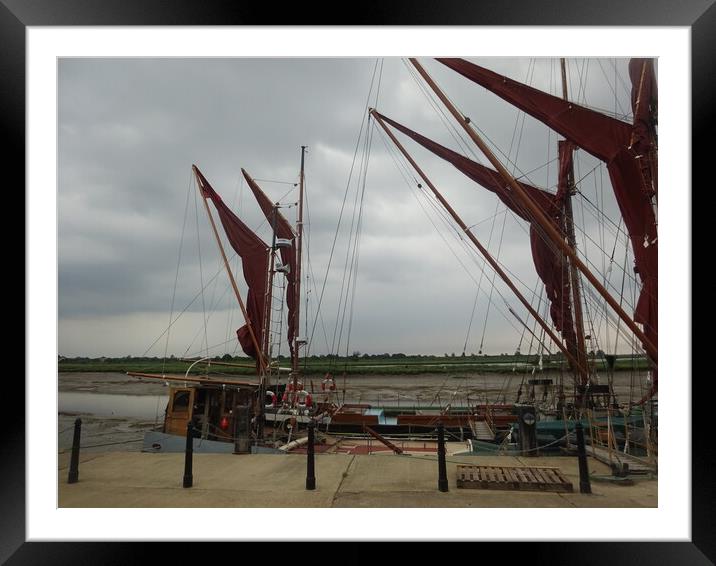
top-left (162, 379), bottom-right (260, 452)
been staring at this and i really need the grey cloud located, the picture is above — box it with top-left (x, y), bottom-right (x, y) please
top-left (59, 57), bottom-right (642, 357)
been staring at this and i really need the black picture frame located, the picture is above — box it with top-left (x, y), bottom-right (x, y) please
top-left (8, 1), bottom-right (708, 563)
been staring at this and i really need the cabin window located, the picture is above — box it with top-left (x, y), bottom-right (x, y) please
top-left (172, 390), bottom-right (191, 412)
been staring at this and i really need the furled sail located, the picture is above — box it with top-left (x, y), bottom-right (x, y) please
top-left (628, 58), bottom-right (658, 173)
top-left (436, 58), bottom-right (657, 357)
top-left (241, 169), bottom-right (298, 360)
top-left (373, 111), bottom-right (577, 355)
top-left (193, 165), bottom-right (269, 359)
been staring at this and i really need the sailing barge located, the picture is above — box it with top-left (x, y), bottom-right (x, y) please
top-left (131, 57), bottom-right (657, 462)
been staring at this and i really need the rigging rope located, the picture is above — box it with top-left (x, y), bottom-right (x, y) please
top-left (374, 125), bottom-right (557, 353)
top-left (477, 204), bottom-right (509, 354)
top-left (332, 89), bottom-right (376, 368)
top-left (307, 58), bottom-right (382, 358)
top-left (162, 169), bottom-right (193, 374)
top-left (193, 180), bottom-right (210, 359)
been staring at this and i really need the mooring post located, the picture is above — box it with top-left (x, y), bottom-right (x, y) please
top-left (306, 420), bottom-right (316, 490)
top-left (183, 419), bottom-right (194, 488)
top-left (575, 422), bottom-right (591, 494)
top-left (67, 417), bottom-right (82, 484)
top-left (437, 421), bottom-right (448, 492)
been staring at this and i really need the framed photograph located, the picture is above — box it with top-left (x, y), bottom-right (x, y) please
top-left (9, 0), bottom-right (709, 562)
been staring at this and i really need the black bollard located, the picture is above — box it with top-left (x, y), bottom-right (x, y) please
top-left (306, 420), bottom-right (316, 490)
top-left (437, 421), bottom-right (448, 492)
top-left (67, 418), bottom-right (82, 484)
top-left (575, 422), bottom-right (591, 494)
top-left (183, 419), bottom-right (194, 488)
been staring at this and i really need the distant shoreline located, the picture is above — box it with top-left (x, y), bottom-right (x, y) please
top-left (58, 354), bottom-right (650, 376)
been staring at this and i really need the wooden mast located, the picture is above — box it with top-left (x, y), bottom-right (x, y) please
top-left (192, 165), bottom-right (267, 375)
top-left (262, 206), bottom-right (278, 361)
top-left (408, 58), bottom-right (657, 363)
top-left (560, 58), bottom-right (590, 390)
top-left (291, 146), bottom-right (307, 395)
top-left (630, 59), bottom-right (658, 199)
top-left (371, 109), bottom-right (589, 377)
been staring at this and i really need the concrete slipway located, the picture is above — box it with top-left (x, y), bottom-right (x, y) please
top-left (58, 448), bottom-right (657, 508)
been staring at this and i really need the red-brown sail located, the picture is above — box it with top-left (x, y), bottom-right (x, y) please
top-left (629, 58), bottom-right (658, 166)
top-left (374, 111), bottom-right (577, 353)
top-left (436, 58), bottom-right (657, 359)
top-left (241, 169), bottom-right (298, 360)
top-left (193, 166), bottom-right (269, 359)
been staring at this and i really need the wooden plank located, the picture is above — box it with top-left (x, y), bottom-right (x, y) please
top-left (506, 467), bottom-right (521, 489)
top-left (531, 467), bottom-right (547, 485)
top-left (551, 469), bottom-right (567, 484)
top-left (480, 467), bottom-right (489, 489)
top-left (536, 468), bottom-right (557, 491)
top-left (514, 467), bottom-right (528, 485)
top-left (517, 468), bottom-right (531, 490)
top-left (540, 468), bottom-right (558, 486)
top-left (456, 465), bottom-right (574, 492)
top-left (363, 425), bottom-right (403, 454)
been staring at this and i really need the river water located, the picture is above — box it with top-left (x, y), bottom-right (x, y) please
top-left (59, 370), bottom-right (651, 419)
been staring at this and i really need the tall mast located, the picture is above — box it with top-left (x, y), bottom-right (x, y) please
top-left (292, 146), bottom-right (307, 390)
top-left (262, 207), bottom-right (279, 362)
top-left (408, 58), bottom-right (657, 363)
top-left (560, 58), bottom-right (590, 390)
top-left (371, 110), bottom-right (588, 377)
top-left (630, 59), bottom-right (658, 200)
top-left (193, 167), bottom-right (267, 375)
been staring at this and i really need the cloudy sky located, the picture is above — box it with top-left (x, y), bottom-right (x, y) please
top-left (58, 57), bottom-right (643, 358)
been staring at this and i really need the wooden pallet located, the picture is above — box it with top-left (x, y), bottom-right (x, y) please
top-left (456, 465), bottom-right (574, 493)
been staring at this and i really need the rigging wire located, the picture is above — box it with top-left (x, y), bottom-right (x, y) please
top-left (307, 58), bottom-right (382, 358)
top-left (477, 204), bottom-right (508, 354)
top-left (374, 125), bottom-right (557, 353)
top-left (141, 255), bottom-right (238, 357)
top-left (162, 169), bottom-right (193, 373)
top-left (341, 59), bottom-right (383, 366)
top-left (401, 59), bottom-right (481, 163)
top-left (331, 98), bottom-right (375, 368)
top-left (193, 180), bottom-right (210, 359)
top-left (596, 59), bottom-right (627, 118)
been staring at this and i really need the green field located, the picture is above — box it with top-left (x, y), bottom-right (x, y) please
top-left (58, 353), bottom-right (650, 376)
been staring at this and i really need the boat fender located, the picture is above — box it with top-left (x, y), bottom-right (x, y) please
top-left (296, 390), bottom-right (310, 409)
top-left (322, 375), bottom-right (336, 391)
